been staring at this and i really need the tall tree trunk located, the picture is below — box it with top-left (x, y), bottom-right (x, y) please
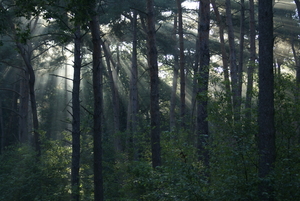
top-left (18, 68), bottom-right (29, 143)
top-left (258, 0), bottom-right (276, 200)
top-left (177, 0), bottom-right (186, 128)
top-left (197, 0), bottom-right (210, 170)
top-left (245, 0), bottom-right (256, 120)
top-left (147, 0), bottom-right (161, 168)
top-left (71, 26), bottom-right (81, 201)
top-left (170, 12), bottom-right (179, 131)
top-left (226, 0), bottom-right (239, 121)
top-left (0, 99), bottom-right (4, 154)
top-left (102, 40), bottom-right (121, 152)
top-left (211, 0), bottom-right (232, 116)
top-left (238, 0), bottom-right (245, 115)
top-left (130, 9), bottom-right (139, 159)
top-left (90, 13), bottom-right (104, 201)
top-left (17, 43), bottom-right (41, 157)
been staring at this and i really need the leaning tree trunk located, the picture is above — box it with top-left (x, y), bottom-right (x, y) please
top-left (17, 42), bottom-right (41, 157)
top-left (211, 0), bottom-right (232, 117)
top-left (197, 0), bottom-right (210, 171)
top-left (102, 40), bottom-right (121, 152)
top-left (258, 0), bottom-right (276, 199)
top-left (90, 13), bottom-right (104, 201)
top-left (147, 0), bottom-right (161, 168)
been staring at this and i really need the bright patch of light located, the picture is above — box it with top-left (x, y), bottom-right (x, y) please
top-left (182, 1), bottom-right (198, 9)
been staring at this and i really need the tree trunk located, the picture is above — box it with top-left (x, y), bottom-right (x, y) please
top-left (211, 0), bottom-right (232, 116)
top-left (237, 0), bottom-right (245, 115)
top-left (147, 0), bottom-right (161, 168)
top-left (177, 0), bottom-right (186, 128)
top-left (197, 0), bottom-right (210, 170)
top-left (18, 68), bottom-right (29, 143)
top-left (17, 42), bottom-right (41, 157)
top-left (0, 99), bottom-right (4, 154)
top-left (130, 9), bottom-right (139, 159)
top-left (71, 25), bottom-right (81, 201)
top-left (102, 40), bottom-right (121, 152)
top-left (258, 0), bottom-right (276, 199)
top-left (90, 13), bottom-right (104, 201)
top-left (226, 0), bottom-right (239, 121)
top-left (245, 0), bottom-right (256, 120)
top-left (170, 12), bottom-right (179, 131)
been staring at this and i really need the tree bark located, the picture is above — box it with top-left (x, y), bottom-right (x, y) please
top-left (176, 0), bottom-right (186, 128)
top-left (102, 40), bottom-right (121, 152)
top-left (16, 42), bottom-right (41, 157)
top-left (71, 25), bottom-right (81, 201)
top-left (237, 0), bottom-right (245, 116)
top-left (226, 0), bottom-right (239, 121)
top-left (245, 0), bottom-right (256, 120)
top-left (258, 0), bottom-right (276, 200)
top-left (170, 12), bottom-right (179, 131)
top-left (18, 68), bottom-right (29, 143)
top-left (211, 0), bottom-right (232, 115)
top-left (197, 0), bottom-right (210, 170)
top-left (90, 13), bottom-right (104, 201)
top-left (0, 99), bottom-right (4, 154)
top-left (147, 0), bottom-right (161, 168)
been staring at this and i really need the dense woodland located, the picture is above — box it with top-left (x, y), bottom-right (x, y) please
top-left (0, 0), bottom-right (299, 200)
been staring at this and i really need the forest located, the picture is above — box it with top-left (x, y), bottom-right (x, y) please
top-left (0, 0), bottom-right (299, 200)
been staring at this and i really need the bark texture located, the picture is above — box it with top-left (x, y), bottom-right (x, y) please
top-left (258, 0), bottom-right (276, 200)
top-left (147, 0), bottom-right (161, 168)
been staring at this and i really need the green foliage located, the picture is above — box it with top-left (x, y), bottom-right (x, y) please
top-left (0, 141), bottom-right (71, 201)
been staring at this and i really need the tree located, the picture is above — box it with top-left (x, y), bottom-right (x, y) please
top-left (71, 25), bottom-right (82, 201)
top-left (245, 0), bottom-right (256, 120)
top-left (147, 0), bottom-right (161, 168)
top-left (177, 0), bottom-right (186, 128)
top-left (90, 3), bottom-right (104, 201)
top-left (258, 0), bottom-right (276, 200)
top-left (197, 0), bottom-right (210, 170)
top-left (226, 0), bottom-right (239, 121)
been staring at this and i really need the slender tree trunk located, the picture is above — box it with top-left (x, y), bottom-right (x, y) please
top-left (238, 0), bottom-right (245, 115)
top-left (102, 41), bottom-right (121, 152)
top-left (245, 0), bottom-right (256, 120)
top-left (258, 0), bottom-right (276, 200)
top-left (170, 12), bottom-right (178, 131)
top-left (211, 0), bottom-right (232, 115)
top-left (71, 26), bottom-right (81, 201)
top-left (0, 99), bottom-right (4, 154)
top-left (192, 6), bottom-right (200, 135)
top-left (177, 0), bottom-right (186, 128)
top-left (147, 0), bottom-right (161, 168)
top-left (90, 13), bottom-right (104, 201)
top-left (19, 68), bottom-right (29, 143)
top-left (130, 9), bottom-right (139, 159)
top-left (197, 0), bottom-right (210, 170)
top-left (226, 0), bottom-right (239, 121)
top-left (17, 43), bottom-right (41, 156)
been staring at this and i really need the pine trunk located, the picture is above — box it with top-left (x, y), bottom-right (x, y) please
top-left (258, 0), bottom-right (276, 199)
top-left (71, 26), bottom-right (81, 201)
top-left (90, 14), bottom-right (104, 201)
top-left (147, 0), bottom-right (161, 168)
top-left (177, 0), bottom-right (186, 128)
top-left (197, 0), bottom-right (210, 170)
top-left (245, 0), bottom-right (256, 120)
